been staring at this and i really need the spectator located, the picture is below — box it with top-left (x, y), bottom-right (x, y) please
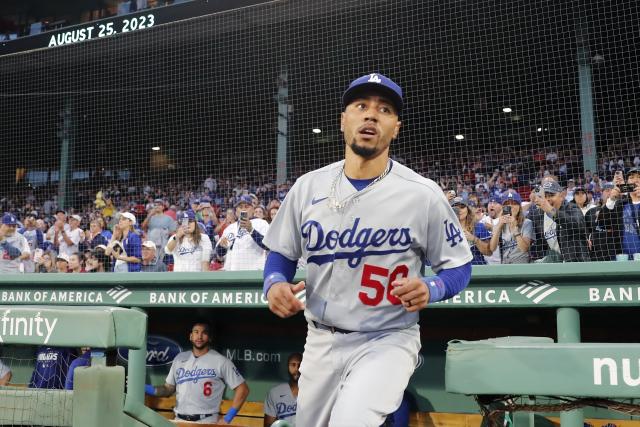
top-left (64, 347), bottom-right (92, 390)
top-left (216, 208), bottom-right (236, 237)
top-left (481, 196), bottom-right (502, 265)
top-left (264, 352), bottom-right (301, 426)
top-left (254, 205), bottom-right (267, 221)
top-left (36, 250), bottom-right (56, 273)
top-left (572, 187), bottom-right (594, 216)
top-left (0, 213), bottom-right (30, 273)
top-left (216, 195), bottom-right (269, 271)
top-left (141, 199), bottom-right (176, 260)
top-left (488, 191), bottom-right (534, 264)
top-left (620, 167), bottom-right (640, 258)
top-left (85, 219), bottom-right (109, 249)
top-left (18, 213), bottom-right (44, 273)
top-left (105, 212), bottom-right (142, 272)
top-left (55, 253), bottom-right (70, 273)
top-left (86, 246), bottom-right (111, 272)
top-left (450, 197), bottom-right (491, 265)
top-left (145, 321), bottom-right (250, 424)
top-left (204, 175), bottom-right (217, 193)
top-left (54, 214), bottom-right (84, 258)
top-left (529, 180), bottom-right (590, 262)
top-left (46, 210), bottom-right (68, 243)
top-left (0, 358), bottom-right (11, 386)
top-left (165, 211), bottom-right (212, 272)
top-left (585, 183), bottom-right (624, 261)
top-left (68, 253), bottom-right (85, 273)
top-left (140, 240), bottom-right (168, 272)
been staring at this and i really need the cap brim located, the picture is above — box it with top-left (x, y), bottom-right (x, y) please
top-left (342, 84), bottom-right (403, 114)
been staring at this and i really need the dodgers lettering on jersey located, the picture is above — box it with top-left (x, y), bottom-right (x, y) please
top-left (263, 160), bottom-right (472, 332)
top-left (301, 218), bottom-right (412, 268)
top-left (264, 382), bottom-right (297, 425)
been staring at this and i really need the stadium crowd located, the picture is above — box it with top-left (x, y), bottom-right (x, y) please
top-left (0, 147), bottom-right (639, 273)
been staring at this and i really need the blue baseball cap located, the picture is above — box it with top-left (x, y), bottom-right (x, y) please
top-left (234, 195), bottom-right (253, 207)
top-left (2, 213), bottom-right (17, 225)
top-left (542, 180), bottom-right (563, 194)
top-left (342, 73), bottom-right (403, 114)
top-left (500, 191), bottom-right (522, 205)
top-left (179, 210), bottom-right (196, 221)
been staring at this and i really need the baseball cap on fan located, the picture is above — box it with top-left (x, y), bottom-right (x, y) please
top-left (342, 73), bottom-right (403, 114)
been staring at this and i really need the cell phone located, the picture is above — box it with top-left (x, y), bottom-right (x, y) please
top-left (619, 184), bottom-right (636, 193)
top-left (240, 211), bottom-right (248, 221)
top-left (502, 206), bottom-right (512, 215)
top-left (181, 218), bottom-right (188, 228)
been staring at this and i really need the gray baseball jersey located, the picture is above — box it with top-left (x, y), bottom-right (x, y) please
top-left (264, 382), bottom-right (297, 425)
top-left (166, 349), bottom-right (244, 416)
top-left (263, 160), bottom-right (472, 332)
top-left (0, 233), bottom-right (30, 273)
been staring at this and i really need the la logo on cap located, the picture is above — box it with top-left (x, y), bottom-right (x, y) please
top-left (368, 73), bottom-right (382, 83)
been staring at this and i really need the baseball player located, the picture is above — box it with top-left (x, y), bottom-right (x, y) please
top-left (264, 352), bottom-right (302, 426)
top-left (145, 321), bottom-right (249, 424)
top-left (262, 73), bottom-right (473, 426)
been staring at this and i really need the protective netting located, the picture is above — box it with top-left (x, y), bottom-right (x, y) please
top-left (0, 345), bottom-right (75, 426)
top-left (0, 0), bottom-right (639, 272)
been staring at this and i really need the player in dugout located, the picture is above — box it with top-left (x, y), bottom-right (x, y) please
top-left (262, 73), bottom-right (473, 426)
top-left (145, 320), bottom-right (249, 424)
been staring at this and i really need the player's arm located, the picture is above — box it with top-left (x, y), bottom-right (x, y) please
top-left (391, 262), bottom-right (472, 312)
top-left (264, 414), bottom-right (278, 426)
top-left (0, 369), bottom-right (12, 386)
top-left (264, 251), bottom-right (305, 318)
top-left (145, 383), bottom-right (175, 397)
top-left (221, 381), bottom-right (249, 425)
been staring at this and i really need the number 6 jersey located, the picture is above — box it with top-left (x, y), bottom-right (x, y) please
top-left (166, 349), bottom-right (245, 417)
top-left (263, 160), bottom-right (473, 332)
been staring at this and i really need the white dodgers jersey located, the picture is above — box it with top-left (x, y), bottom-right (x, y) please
top-left (220, 219), bottom-right (270, 270)
top-left (166, 350), bottom-right (244, 416)
top-left (264, 382), bottom-right (297, 425)
top-left (263, 160), bottom-right (472, 332)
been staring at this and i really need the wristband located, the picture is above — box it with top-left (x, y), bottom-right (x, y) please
top-left (223, 407), bottom-right (238, 423)
top-left (263, 272), bottom-right (288, 297)
top-left (144, 384), bottom-right (156, 396)
top-left (422, 275), bottom-right (446, 303)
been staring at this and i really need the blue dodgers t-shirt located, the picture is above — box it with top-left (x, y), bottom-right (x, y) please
top-left (622, 202), bottom-right (640, 256)
top-left (470, 222), bottom-right (491, 265)
top-left (29, 347), bottom-right (75, 389)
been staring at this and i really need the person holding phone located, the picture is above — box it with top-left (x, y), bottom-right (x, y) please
top-left (165, 210), bottom-right (212, 272)
top-left (488, 191), bottom-right (534, 264)
top-left (618, 167), bottom-right (640, 258)
top-left (215, 195), bottom-right (269, 271)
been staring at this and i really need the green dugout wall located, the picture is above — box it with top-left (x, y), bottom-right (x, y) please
top-left (1, 263), bottom-right (639, 419)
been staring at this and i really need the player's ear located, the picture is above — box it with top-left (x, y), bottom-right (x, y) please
top-left (392, 120), bottom-right (401, 139)
top-left (340, 112), bottom-right (345, 132)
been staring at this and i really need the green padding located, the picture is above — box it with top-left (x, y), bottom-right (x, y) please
top-left (0, 306), bottom-right (146, 349)
top-left (446, 336), bottom-right (640, 398)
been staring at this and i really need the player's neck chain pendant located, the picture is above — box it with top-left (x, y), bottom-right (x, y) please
top-left (328, 160), bottom-right (392, 212)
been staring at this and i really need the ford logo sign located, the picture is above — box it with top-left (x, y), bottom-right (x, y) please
top-left (118, 335), bottom-right (183, 367)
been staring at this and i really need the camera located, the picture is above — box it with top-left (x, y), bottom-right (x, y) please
top-left (240, 211), bottom-right (248, 221)
top-left (502, 205), bottom-right (512, 215)
top-left (619, 184), bottom-right (637, 193)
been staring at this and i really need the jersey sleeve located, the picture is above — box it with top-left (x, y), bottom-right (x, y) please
top-left (474, 222), bottom-right (492, 241)
top-left (263, 388), bottom-right (277, 417)
top-left (200, 234), bottom-right (213, 261)
top-left (424, 189), bottom-right (473, 272)
top-left (220, 357), bottom-right (244, 390)
top-left (165, 358), bottom-right (177, 386)
top-left (263, 181), bottom-right (303, 261)
top-left (521, 218), bottom-right (536, 241)
top-left (254, 219), bottom-right (270, 236)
